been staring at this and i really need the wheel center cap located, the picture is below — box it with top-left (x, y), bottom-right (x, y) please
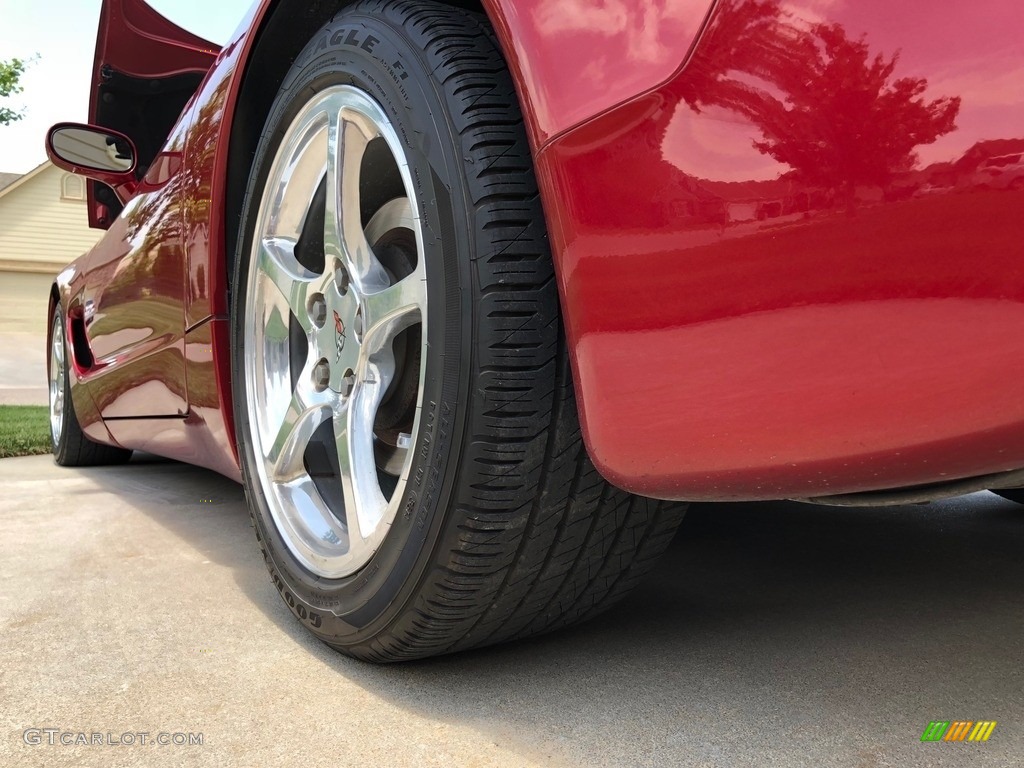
top-left (315, 290), bottom-right (361, 393)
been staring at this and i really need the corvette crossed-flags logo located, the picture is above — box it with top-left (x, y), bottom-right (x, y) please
top-left (333, 310), bottom-right (346, 361)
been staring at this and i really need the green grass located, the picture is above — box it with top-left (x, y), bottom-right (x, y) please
top-left (0, 406), bottom-right (52, 459)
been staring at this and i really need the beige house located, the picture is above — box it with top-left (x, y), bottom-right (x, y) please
top-left (0, 161), bottom-right (102, 275)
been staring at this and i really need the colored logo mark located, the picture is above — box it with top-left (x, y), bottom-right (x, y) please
top-left (333, 310), bottom-right (347, 360)
top-left (921, 721), bottom-right (997, 742)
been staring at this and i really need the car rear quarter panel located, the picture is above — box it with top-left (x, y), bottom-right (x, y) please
top-left (537, 0), bottom-right (1024, 499)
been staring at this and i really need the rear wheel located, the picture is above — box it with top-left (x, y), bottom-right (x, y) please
top-left (230, 0), bottom-right (687, 662)
top-left (49, 309), bottom-right (132, 466)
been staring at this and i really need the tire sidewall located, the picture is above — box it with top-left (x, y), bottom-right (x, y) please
top-left (231, 13), bottom-right (473, 644)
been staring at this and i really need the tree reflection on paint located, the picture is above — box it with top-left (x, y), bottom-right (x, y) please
top-left (680, 0), bottom-right (961, 208)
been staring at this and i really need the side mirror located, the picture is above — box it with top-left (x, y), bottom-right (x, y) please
top-left (46, 122), bottom-right (139, 202)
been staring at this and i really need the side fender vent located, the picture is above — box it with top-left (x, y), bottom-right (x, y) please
top-left (68, 312), bottom-right (95, 371)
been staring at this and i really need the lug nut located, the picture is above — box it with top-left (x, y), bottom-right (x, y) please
top-left (335, 261), bottom-right (350, 295)
top-left (340, 368), bottom-right (356, 397)
top-left (308, 293), bottom-right (327, 328)
top-left (312, 359), bottom-right (331, 391)
top-left (353, 307), bottom-right (364, 339)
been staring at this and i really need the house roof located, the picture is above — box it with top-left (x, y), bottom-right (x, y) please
top-left (0, 172), bottom-right (22, 194)
top-left (0, 162), bottom-right (53, 200)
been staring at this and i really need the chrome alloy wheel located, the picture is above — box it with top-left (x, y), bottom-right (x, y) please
top-left (244, 86), bottom-right (428, 579)
top-left (49, 315), bottom-right (65, 446)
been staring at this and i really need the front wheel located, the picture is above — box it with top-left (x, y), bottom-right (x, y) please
top-left (230, 0), bottom-right (687, 662)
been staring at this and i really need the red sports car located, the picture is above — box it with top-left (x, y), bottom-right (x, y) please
top-left (45, 0), bottom-right (1024, 661)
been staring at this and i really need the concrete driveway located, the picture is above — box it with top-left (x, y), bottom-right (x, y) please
top-left (1, 454), bottom-right (1021, 768)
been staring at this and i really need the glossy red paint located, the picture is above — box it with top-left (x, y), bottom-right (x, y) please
top-left (480, 0), bottom-right (714, 148)
top-left (102, 318), bottom-right (241, 480)
top-left (71, 107), bottom-right (195, 421)
top-left (90, 0), bottom-right (219, 80)
top-left (53, 265), bottom-right (122, 449)
top-left (538, 0), bottom-right (1024, 499)
top-left (87, 0), bottom-right (218, 228)
top-left (180, 14), bottom-right (258, 327)
top-left (50, 0), bottom-right (1024, 498)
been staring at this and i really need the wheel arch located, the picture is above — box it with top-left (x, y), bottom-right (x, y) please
top-left (46, 282), bottom-right (61, 390)
top-left (47, 282), bottom-right (60, 342)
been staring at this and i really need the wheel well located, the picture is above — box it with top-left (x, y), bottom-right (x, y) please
top-left (224, 0), bottom-right (486, 287)
top-left (48, 283), bottom-right (60, 360)
top-left (49, 283), bottom-right (60, 321)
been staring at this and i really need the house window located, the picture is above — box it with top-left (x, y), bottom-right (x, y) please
top-left (61, 174), bottom-right (85, 201)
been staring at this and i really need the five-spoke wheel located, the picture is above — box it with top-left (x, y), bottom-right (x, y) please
top-left (244, 86), bottom-right (427, 579)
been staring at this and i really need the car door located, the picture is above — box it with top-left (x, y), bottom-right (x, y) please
top-left (87, 0), bottom-right (217, 229)
top-left (78, 0), bottom-right (218, 418)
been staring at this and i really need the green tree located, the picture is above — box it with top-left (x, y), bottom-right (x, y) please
top-left (1, 57), bottom-right (32, 125)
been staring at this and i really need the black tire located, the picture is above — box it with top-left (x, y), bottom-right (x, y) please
top-left (231, 0), bottom-right (687, 662)
top-left (991, 489), bottom-right (1024, 504)
top-left (49, 308), bottom-right (132, 467)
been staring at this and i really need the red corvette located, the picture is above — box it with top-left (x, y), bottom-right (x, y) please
top-left (45, 0), bottom-right (1024, 660)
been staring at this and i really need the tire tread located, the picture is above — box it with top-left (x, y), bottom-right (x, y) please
top-left (339, 0), bottom-right (687, 662)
